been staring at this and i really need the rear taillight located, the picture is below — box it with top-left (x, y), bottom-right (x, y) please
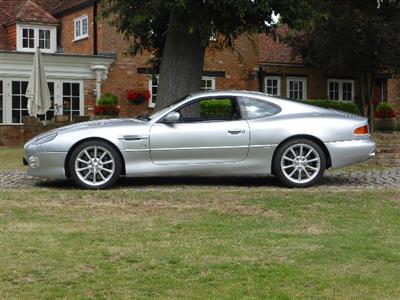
top-left (354, 125), bottom-right (369, 135)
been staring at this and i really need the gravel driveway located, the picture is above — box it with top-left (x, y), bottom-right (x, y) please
top-left (1, 168), bottom-right (399, 190)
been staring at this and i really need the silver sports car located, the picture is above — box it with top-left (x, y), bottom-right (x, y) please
top-left (24, 90), bottom-right (376, 189)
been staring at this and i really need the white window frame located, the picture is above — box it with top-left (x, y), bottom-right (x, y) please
top-left (74, 15), bottom-right (89, 41)
top-left (61, 80), bottom-right (84, 121)
top-left (264, 76), bottom-right (281, 96)
top-left (148, 75), bottom-right (159, 109)
top-left (16, 24), bottom-right (57, 53)
top-left (201, 76), bottom-right (216, 91)
top-left (0, 80), bottom-right (4, 124)
top-left (148, 76), bottom-right (216, 108)
top-left (0, 78), bottom-right (83, 124)
top-left (286, 77), bottom-right (307, 100)
top-left (327, 79), bottom-right (355, 102)
top-left (10, 80), bottom-right (29, 124)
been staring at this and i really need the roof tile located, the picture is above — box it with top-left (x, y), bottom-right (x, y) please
top-left (0, 0), bottom-right (62, 50)
top-left (15, 0), bottom-right (59, 24)
top-left (52, 0), bottom-right (91, 16)
top-left (259, 27), bottom-right (303, 64)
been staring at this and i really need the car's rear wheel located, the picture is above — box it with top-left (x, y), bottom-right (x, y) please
top-left (69, 140), bottom-right (122, 189)
top-left (273, 139), bottom-right (326, 188)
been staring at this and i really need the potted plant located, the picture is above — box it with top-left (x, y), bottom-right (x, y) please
top-left (91, 94), bottom-right (120, 120)
top-left (374, 102), bottom-right (397, 131)
top-left (127, 90), bottom-right (151, 105)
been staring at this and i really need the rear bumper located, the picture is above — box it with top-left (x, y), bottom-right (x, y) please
top-left (325, 138), bottom-right (376, 168)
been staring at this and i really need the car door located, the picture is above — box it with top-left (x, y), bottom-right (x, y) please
top-left (149, 97), bottom-right (250, 165)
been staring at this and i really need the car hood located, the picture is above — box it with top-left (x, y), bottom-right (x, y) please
top-left (26, 118), bottom-right (147, 146)
top-left (56, 118), bottom-right (146, 132)
top-left (46, 118), bottom-right (146, 134)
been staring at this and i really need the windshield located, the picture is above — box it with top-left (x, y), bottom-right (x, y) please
top-left (147, 94), bottom-right (190, 121)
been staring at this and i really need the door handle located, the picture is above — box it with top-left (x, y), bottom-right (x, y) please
top-left (228, 129), bottom-right (245, 135)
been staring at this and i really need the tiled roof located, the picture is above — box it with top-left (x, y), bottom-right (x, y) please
top-left (15, 0), bottom-right (59, 24)
top-left (0, 0), bottom-right (20, 50)
top-left (0, 0), bottom-right (62, 50)
top-left (52, 0), bottom-right (92, 16)
top-left (34, 0), bottom-right (61, 13)
top-left (259, 27), bottom-right (303, 64)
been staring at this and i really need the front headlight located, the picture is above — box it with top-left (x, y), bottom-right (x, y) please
top-left (33, 132), bottom-right (58, 145)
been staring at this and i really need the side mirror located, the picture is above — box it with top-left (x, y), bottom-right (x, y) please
top-left (164, 112), bottom-right (181, 123)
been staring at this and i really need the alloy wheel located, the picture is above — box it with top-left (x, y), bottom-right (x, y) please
top-left (74, 145), bottom-right (116, 187)
top-left (280, 143), bottom-right (321, 184)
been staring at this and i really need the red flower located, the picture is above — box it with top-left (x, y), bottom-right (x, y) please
top-left (127, 90), bottom-right (151, 102)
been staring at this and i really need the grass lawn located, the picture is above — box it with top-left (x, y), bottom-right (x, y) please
top-left (0, 189), bottom-right (399, 299)
top-left (0, 147), bottom-right (399, 299)
top-left (0, 147), bottom-right (25, 171)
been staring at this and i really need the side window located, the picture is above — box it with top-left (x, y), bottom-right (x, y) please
top-left (239, 97), bottom-right (281, 120)
top-left (178, 98), bottom-right (240, 123)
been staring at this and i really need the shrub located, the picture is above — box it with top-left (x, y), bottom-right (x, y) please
top-left (94, 94), bottom-right (120, 115)
top-left (375, 102), bottom-right (396, 118)
top-left (200, 99), bottom-right (233, 118)
top-left (304, 99), bottom-right (361, 115)
top-left (97, 94), bottom-right (119, 106)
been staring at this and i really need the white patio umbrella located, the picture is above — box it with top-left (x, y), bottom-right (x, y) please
top-left (26, 48), bottom-right (51, 116)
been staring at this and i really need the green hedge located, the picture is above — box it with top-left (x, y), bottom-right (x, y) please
top-left (199, 98), bottom-right (361, 118)
top-left (200, 99), bottom-right (233, 118)
top-left (304, 99), bottom-right (361, 115)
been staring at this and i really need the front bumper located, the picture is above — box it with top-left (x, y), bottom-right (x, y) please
top-left (325, 138), bottom-right (376, 169)
top-left (24, 151), bottom-right (68, 179)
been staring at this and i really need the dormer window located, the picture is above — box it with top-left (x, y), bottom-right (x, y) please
top-left (22, 28), bottom-right (35, 49)
top-left (38, 29), bottom-right (51, 49)
top-left (74, 16), bottom-right (88, 41)
top-left (17, 24), bottom-right (57, 53)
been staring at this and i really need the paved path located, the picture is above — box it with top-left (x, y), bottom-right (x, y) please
top-left (1, 168), bottom-right (399, 190)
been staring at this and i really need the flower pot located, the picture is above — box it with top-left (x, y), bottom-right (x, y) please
top-left (375, 117), bottom-right (397, 131)
top-left (127, 90), bottom-right (151, 105)
top-left (72, 116), bottom-right (91, 123)
top-left (22, 116), bottom-right (40, 125)
top-left (129, 98), bottom-right (146, 105)
top-left (90, 115), bottom-right (119, 120)
top-left (54, 115), bottom-right (70, 123)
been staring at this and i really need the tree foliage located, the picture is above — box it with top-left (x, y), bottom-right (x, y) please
top-left (100, 0), bottom-right (311, 66)
top-left (100, 0), bottom-right (312, 108)
top-left (285, 0), bottom-right (400, 119)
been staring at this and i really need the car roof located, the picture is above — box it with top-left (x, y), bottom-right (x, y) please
top-left (189, 90), bottom-right (268, 98)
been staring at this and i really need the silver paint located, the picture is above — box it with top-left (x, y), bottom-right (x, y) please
top-left (24, 91), bottom-right (376, 181)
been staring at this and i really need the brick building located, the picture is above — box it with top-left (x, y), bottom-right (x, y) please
top-left (258, 31), bottom-right (400, 115)
top-left (0, 0), bottom-right (399, 145)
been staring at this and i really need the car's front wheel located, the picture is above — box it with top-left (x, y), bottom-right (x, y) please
top-left (69, 140), bottom-right (122, 189)
top-left (273, 139), bottom-right (326, 188)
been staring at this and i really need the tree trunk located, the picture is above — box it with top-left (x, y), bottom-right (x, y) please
top-left (359, 75), bottom-right (367, 117)
top-left (362, 72), bottom-right (375, 133)
top-left (156, 9), bottom-right (206, 111)
top-left (368, 73), bottom-right (376, 133)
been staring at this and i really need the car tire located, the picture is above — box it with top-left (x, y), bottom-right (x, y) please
top-left (273, 138), bottom-right (326, 188)
top-left (69, 140), bottom-right (122, 190)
